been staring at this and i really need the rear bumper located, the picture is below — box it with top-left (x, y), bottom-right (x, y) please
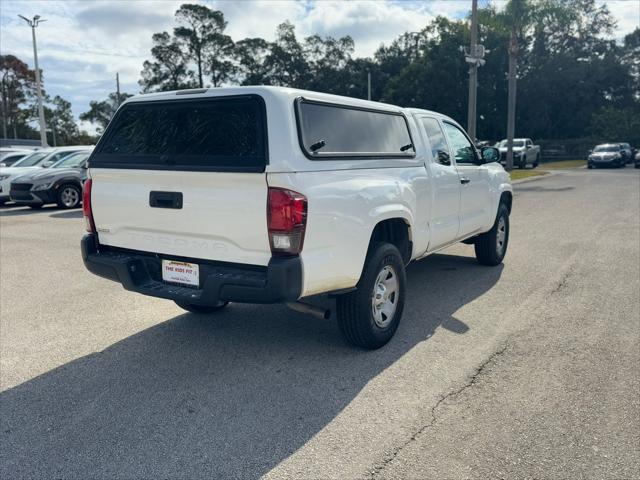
top-left (81, 234), bottom-right (302, 305)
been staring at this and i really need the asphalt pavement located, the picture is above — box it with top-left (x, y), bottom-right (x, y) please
top-left (1, 166), bottom-right (638, 479)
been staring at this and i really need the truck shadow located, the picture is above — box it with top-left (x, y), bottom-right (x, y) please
top-left (49, 209), bottom-right (83, 219)
top-left (0, 253), bottom-right (502, 479)
top-left (0, 205), bottom-right (58, 217)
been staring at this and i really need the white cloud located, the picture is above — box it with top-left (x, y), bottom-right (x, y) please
top-left (0, 0), bottom-right (637, 130)
top-left (603, 0), bottom-right (640, 38)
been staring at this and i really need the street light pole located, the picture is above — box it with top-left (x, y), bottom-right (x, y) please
top-left (19, 14), bottom-right (48, 147)
top-left (467, 0), bottom-right (479, 142)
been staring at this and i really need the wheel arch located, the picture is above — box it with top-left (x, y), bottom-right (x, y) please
top-left (366, 217), bottom-right (413, 265)
top-left (500, 190), bottom-right (513, 214)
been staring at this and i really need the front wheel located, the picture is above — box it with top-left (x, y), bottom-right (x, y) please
top-left (175, 300), bottom-right (229, 314)
top-left (474, 203), bottom-right (509, 266)
top-left (337, 243), bottom-right (406, 349)
top-left (57, 184), bottom-right (82, 209)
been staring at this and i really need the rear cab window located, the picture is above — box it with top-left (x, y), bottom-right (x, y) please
top-left (90, 95), bottom-right (268, 172)
top-left (295, 98), bottom-right (415, 159)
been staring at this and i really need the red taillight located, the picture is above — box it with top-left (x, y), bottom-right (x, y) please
top-left (83, 178), bottom-right (96, 233)
top-left (267, 187), bottom-right (307, 256)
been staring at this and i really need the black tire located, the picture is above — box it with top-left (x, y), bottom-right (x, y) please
top-left (57, 183), bottom-right (82, 209)
top-left (175, 300), bottom-right (229, 314)
top-left (336, 242), bottom-right (406, 349)
top-left (532, 154), bottom-right (539, 168)
top-left (474, 203), bottom-right (509, 266)
top-left (518, 156), bottom-right (526, 169)
top-left (635, 163), bottom-right (639, 169)
top-left (588, 164), bottom-right (594, 169)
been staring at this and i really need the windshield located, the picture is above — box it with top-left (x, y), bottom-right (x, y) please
top-left (593, 145), bottom-right (619, 152)
top-left (53, 152), bottom-right (90, 168)
top-left (498, 140), bottom-right (524, 148)
top-left (1, 151), bottom-right (25, 160)
top-left (10, 151), bottom-right (50, 167)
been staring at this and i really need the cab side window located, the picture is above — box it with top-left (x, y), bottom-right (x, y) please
top-left (421, 117), bottom-right (451, 166)
top-left (442, 122), bottom-right (477, 165)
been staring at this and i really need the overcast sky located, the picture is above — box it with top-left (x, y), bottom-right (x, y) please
top-left (1, 0), bottom-right (638, 133)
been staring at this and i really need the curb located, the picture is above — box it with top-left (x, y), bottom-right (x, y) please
top-left (511, 171), bottom-right (556, 185)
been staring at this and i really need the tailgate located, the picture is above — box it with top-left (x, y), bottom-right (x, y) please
top-left (91, 169), bottom-right (271, 265)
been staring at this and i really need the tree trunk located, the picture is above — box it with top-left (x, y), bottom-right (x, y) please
top-left (197, 51), bottom-right (203, 88)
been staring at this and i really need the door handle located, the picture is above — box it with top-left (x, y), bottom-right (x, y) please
top-left (460, 177), bottom-right (471, 185)
top-left (149, 191), bottom-right (183, 209)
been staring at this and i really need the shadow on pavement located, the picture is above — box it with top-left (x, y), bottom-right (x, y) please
top-left (0, 205), bottom-right (57, 217)
top-left (49, 210), bottom-right (83, 219)
top-left (0, 253), bottom-right (502, 479)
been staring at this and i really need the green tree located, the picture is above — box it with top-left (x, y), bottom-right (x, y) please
top-left (0, 55), bottom-right (36, 139)
top-left (304, 34), bottom-right (355, 95)
top-left (264, 22), bottom-right (309, 87)
top-left (79, 92), bottom-right (133, 133)
top-left (589, 107), bottom-right (640, 146)
top-left (235, 38), bottom-right (271, 85)
top-left (207, 31), bottom-right (235, 87)
top-left (140, 32), bottom-right (195, 92)
top-left (45, 95), bottom-right (78, 146)
top-left (174, 4), bottom-right (229, 88)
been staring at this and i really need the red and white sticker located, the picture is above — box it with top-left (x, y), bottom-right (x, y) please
top-left (162, 260), bottom-right (199, 287)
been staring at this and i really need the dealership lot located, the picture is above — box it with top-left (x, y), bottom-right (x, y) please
top-left (1, 168), bottom-right (638, 478)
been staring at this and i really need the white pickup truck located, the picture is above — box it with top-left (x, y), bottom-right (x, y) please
top-left (497, 138), bottom-right (540, 169)
top-left (82, 87), bottom-right (512, 349)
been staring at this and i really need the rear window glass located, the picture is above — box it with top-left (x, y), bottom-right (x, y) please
top-left (296, 99), bottom-right (414, 159)
top-left (91, 95), bottom-right (267, 172)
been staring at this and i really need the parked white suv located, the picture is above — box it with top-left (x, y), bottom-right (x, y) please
top-left (82, 87), bottom-right (512, 349)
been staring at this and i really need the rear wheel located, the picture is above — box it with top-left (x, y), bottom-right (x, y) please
top-left (57, 184), bottom-right (81, 209)
top-left (518, 155), bottom-right (527, 169)
top-left (532, 154), bottom-right (539, 168)
top-left (474, 203), bottom-right (509, 266)
top-left (337, 242), bottom-right (406, 349)
top-left (175, 301), bottom-right (229, 314)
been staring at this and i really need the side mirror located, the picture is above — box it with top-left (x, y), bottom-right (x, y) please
top-left (42, 161), bottom-right (54, 168)
top-left (437, 150), bottom-right (451, 166)
top-left (480, 146), bottom-right (500, 164)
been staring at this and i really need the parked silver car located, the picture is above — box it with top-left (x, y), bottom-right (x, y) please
top-left (10, 151), bottom-right (91, 209)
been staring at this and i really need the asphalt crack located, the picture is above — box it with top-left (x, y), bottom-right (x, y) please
top-left (367, 343), bottom-right (509, 478)
top-left (550, 269), bottom-right (571, 295)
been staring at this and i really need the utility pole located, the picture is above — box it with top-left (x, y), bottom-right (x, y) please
top-left (463, 0), bottom-right (485, 143)
top-left (505, 29), bottom-right (518, 171)
top-left (51, 117), bottom-right (57, 147)
top-left (367, 70), bottom-right (371, 101)
top-left (116, 72), bottom-right (121, 107)
top-left (19, 14), bottom-right (48, 147)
